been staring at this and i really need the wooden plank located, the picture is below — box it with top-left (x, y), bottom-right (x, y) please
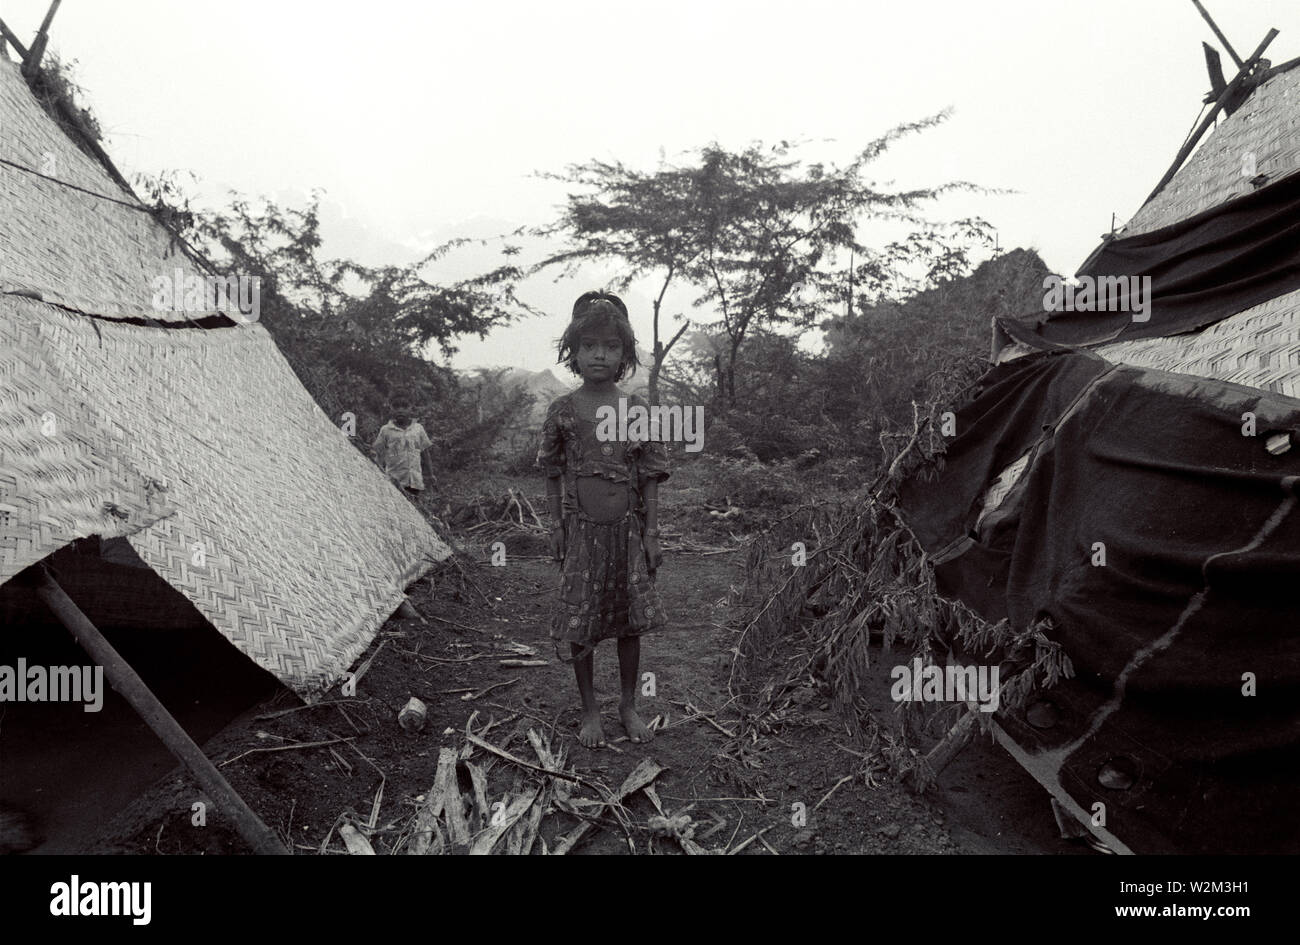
top-left (1202, 43), bottom-right (1226, 102)
top-left (986, 718), bottom-right (1134, 855)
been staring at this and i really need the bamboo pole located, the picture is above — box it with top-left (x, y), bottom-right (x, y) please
top-left (35, 567), bottom-right (290, 855)
top-left (986, 718), bottom-right (1135, 855)
top-left (0, 18), bottom-right (29, 61)
top-left (913, 709), bottom-right (979, 789)
top-left (21, 0), bottom-right (61, 77)
top-left (35, 0), bottom-right (62, 36)
top-left (1141, 28), bottom-right (1279, 207)
top-left (1191, 0), bottom-right (1244, 69)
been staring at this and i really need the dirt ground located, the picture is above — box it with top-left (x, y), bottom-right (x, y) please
top-left (78, 473), bottom-right (1096, 856)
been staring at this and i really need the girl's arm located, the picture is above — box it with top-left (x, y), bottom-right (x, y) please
top-left (630, 394), bottom-right (668, 531)
top-left (641, 479), bottom-right (659, 533)
top-left (545, 472), bottom-right (564, 563)
top-left (641, 477), bottom-right (662, 571)
top-left (546, 476), bottom-right (563, 523)
top-left (537, 399), bottom-right (567, 561)
top-left (633, 396), bottom-right (667, 571)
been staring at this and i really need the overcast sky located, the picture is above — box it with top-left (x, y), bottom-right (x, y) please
top-left (5, 0), bottom-right (1298, 374)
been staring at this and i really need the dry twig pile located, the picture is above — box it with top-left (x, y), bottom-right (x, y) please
top-left (729, 369), bottom-right (1074, 790)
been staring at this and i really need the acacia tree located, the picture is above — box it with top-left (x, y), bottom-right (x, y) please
top-left (135, 174), bottom-right (537, 464)
top-left (532, 160), bottom-right (703, 404)
top-left (152, 185), bottom-right (538, 360)
top-left (535, 113), bottom-right (993, 407)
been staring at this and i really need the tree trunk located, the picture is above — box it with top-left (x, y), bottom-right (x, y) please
top-left (726, 336), bottom-right (741, 407)
top-left (649, 339), bottom-right (663, 407)
top-left (649, 286), bottom-right (664, 407)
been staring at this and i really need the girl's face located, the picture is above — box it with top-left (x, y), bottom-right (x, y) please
top-left (575, 326), bottom-right (624, 382)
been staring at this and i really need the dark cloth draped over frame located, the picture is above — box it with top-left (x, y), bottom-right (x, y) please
top-left (897, 351), bottom-right (1300, 853)
top-left (996, 170), bottom-right (1300, 350)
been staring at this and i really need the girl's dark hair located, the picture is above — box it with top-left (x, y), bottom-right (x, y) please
top-left (556, 291), bottom-right (640, 380)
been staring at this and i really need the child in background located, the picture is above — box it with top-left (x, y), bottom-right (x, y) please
top-left (373, 404), bottom-right (434, 496)
top-left (536, 291), bottom-right (669, 748)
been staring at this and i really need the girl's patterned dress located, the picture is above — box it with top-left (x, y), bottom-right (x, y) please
top-left (536, 392), bottom-right (669, 660)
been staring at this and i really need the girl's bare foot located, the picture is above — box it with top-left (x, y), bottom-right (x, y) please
top-left (579, 709), bottom-right (606, 748)
top-left (619, 703), bottom-right (654, 743)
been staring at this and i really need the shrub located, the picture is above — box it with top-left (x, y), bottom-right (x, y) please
top-left (699, 456), bottom-right (802, 509)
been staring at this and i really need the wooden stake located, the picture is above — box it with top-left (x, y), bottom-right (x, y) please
top-left (909, 709), bottom-right (980, 792)
top-left (35, 567), bottom-right (290, 855)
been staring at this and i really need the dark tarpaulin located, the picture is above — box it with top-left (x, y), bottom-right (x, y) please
top-left (898, 352), bottom-right (1300, 853)
top-left (996, 169), bottom-right (1300, 350)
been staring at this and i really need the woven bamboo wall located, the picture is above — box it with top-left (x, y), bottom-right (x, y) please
top-left (1, 57), bottom-right (450, 697)
top-left (0, 300), bottom-right (176, 577)
top-left (1096, 65), bottom-right (1300, 398)
top-left (0, 298), bottom-right (449, 696)
top-left (981, 63), bottom-right (1300, 521)
top-left (1122, 63), bottom-right (1300, 237)
top-left (0, 59), bottom-right (205, 320)
top-left (1094, 288), bottom-right (1300, 399)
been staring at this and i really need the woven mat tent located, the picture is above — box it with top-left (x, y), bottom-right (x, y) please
top-left (0, 45), bottom-right (448, 699)
top-left (898, 14), bottom-right (1300, 854)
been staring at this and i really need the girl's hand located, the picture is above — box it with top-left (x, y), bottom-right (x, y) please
top-left (642, 535), bottom-right (662, 572)
top-left (549, 526), bottom-right (566, 565)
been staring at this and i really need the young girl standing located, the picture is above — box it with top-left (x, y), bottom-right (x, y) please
top-left (536, 291), bottom-right (668, 748)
